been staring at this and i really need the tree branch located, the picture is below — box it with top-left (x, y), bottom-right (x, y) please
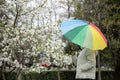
top-left (20, 0), bottom-right (47, 16)
top-left (13, 3), bottom-right (19, 28)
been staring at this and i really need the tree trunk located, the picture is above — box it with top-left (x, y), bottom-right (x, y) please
top-left (17, 73), bottom-right (22, 80)
top-left (2, 71), bottom-right (6, 80)
top-left (115, 59), bottom-right (120, 80)
top-left (57, 67), bottom-right (61, 80)
top-left (2, 61), bottom-right (6, 80)
top-left (16, 68), bottom-right (22, 80)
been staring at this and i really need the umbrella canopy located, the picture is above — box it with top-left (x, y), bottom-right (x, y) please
top-left (60, 20), bottom-right (107, 50)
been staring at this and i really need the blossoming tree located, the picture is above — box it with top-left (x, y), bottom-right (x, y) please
top-left (0, 0), bottom-right (75, 80)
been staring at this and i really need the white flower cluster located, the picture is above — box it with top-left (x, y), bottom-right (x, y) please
top-left (0, 0), bottom-right (74, 72)
top-left (0, 25), bottom-right (66, 69)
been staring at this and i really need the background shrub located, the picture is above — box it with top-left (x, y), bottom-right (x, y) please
top-left (0, 70), bottom-right (114, 80)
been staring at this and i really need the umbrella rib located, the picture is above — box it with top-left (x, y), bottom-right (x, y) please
top-left (72, 25), bottom-right (88, 46)
top-left (60, 20), bottom-right (107, 50)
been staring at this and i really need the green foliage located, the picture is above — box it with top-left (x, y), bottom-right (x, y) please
top-left (0, 70), bottom-right (17, 80)
top-left (0, 70), bottom-right (114, 80)
top-left (22, 71), bottom-right (58, 80)
top-left (0, 23), bottom-right (4, 27)
top-left (64, 42), bottom-right (81, 54)
top-left (0, 0), bottom-right (5, 5)
top-left (72, 0), bottom-right (120, 79)
top-left (100, 0), bottom-right (120, 69)
top-left (100, 70), bottom-right (114, 80)
top-left (73, 0), bottom-right (120, 67)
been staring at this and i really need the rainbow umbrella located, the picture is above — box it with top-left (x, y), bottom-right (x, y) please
top-left (60, 20), bottom-right (107, 50)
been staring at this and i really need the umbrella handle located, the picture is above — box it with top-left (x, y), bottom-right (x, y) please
top-left (97, 51), bottom-right (101, 80)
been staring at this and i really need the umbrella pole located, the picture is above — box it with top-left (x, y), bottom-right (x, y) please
top-left (97, 51), bottom-right (101, 80)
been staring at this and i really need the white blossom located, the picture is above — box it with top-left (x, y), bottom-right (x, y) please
top-left (0, 0), bottom-right (74, 72)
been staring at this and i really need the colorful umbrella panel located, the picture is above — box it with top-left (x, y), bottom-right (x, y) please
top-left (60, 20), bottom-right (107, 50)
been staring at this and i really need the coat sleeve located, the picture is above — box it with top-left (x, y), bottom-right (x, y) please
top-left (81, 49), bottom-right (96, 72)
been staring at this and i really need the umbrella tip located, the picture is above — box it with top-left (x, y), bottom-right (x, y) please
top-left (83, 20), bottom-right (90, 24)
top-left (87, 21), bottom-right (90, 24)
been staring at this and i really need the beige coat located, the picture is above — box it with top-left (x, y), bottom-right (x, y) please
top-left (76, 48), bottom-right (96, 79)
